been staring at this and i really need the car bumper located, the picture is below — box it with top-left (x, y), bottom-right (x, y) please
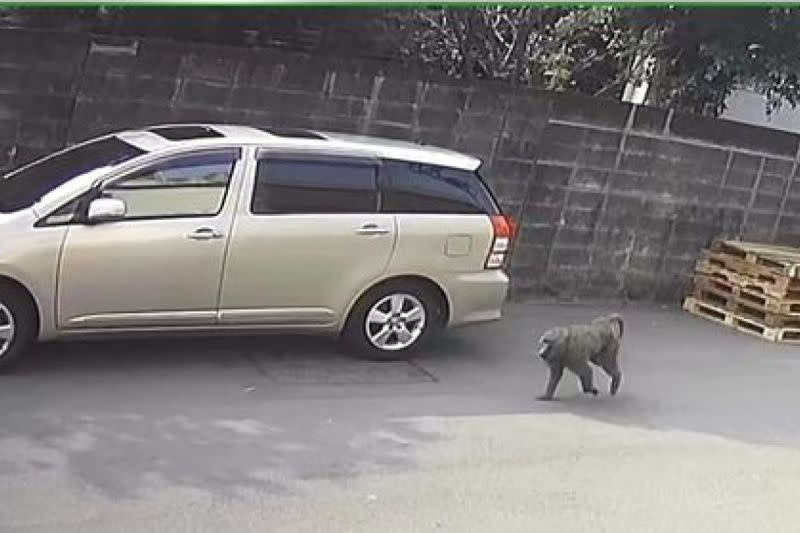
top-left (444, 270), bottom-right (509, 327)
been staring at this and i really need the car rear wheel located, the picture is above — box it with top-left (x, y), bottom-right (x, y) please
top-left (343, 281), bottom-right (443, 361)
top-left (0, 285), bottom-right (36, 373)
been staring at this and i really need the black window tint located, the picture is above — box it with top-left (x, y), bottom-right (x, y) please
top-left (0, 137), bottom-right (145, 213)
top-left (382, 160), bottom-right (499, 215)
top-left (253, 159), bottom-right (377, 214)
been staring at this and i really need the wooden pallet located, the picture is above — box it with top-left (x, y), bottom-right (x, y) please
top-left (695, 259), bottom-right (760, 290)
top-left (683, 296), bottom-right (800, 343)
top-left (691, 281), bottom-right (800, 328)
top-left (692, 274), bottom-right (800, 316)
top-left (710, 240), bottom-right (800, 278)
top-left (696, 257), bottom-right (800, 300)
top-left (705, 251), bottom-right (800, 287)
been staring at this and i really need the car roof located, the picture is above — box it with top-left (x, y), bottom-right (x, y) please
top-left (115, 124), bottom-right (482, 171)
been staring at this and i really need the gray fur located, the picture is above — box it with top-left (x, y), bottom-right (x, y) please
top-left (536, 313), bottom-right (624, 401)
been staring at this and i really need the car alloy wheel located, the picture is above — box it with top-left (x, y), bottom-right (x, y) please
top-left (0, 302), bottom-right (16, 359)
top-left (364, 293), bottom-right (427, 352)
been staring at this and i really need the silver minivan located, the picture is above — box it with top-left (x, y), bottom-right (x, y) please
top-left (0, 124), bottom-right (515, 370)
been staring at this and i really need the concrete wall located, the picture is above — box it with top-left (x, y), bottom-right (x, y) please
top-left (1, 28), bottom-right (799, 302)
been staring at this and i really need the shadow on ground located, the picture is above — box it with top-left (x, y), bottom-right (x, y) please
top-left (0, 334), bottom-right (447, 499)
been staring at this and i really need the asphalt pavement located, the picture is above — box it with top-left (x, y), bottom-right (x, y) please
top-left (1, 301), bottom-right (800, 532)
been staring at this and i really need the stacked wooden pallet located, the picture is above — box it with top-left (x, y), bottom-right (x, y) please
top-left (683, 239), bottom-right (800, 343)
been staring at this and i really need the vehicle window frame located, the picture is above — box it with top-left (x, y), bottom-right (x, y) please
top-left (250, 150), bottom-right (383, 216)
top-left (35, 147), bottom-right (243, 227)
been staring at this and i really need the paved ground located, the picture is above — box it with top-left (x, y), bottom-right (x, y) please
top-left (2, 301), bottom-right (800, 532)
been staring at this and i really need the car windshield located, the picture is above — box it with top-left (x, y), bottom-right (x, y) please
top-left (0, 136), bottom-right (145, 213)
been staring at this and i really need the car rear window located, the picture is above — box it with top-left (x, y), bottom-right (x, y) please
top-left (252, 158), bottom-right (378, 214)
top-left (381, 159), bottom-right (500, 215)
top-left (0, 136), bottom-right (145, 213)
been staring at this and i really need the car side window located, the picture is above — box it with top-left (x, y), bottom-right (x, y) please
top-left (382, 160), bottom-right (499, 215)
top-left (252, 158), bottom-right (378, 214)
top-left (102, 150), bottom-right (238, 220)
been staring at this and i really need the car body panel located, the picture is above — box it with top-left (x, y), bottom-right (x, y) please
top-left (57, 216), bottom-right (230, 329)
top-left (218, 212), bottom-right (398, 329)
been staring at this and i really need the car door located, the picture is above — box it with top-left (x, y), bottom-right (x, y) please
top-left (57, 148), bottom-right (243, 329)
top-left (217, 151), bottom-right (396, 327)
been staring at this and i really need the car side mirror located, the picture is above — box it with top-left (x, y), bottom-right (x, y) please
top-left (86, 197), bottom-right (126, 224)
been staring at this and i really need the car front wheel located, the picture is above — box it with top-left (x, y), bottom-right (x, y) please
top-left (0, 285), bottom-right (36, 373)
top-left (344, 282), bottom-right (442, 361)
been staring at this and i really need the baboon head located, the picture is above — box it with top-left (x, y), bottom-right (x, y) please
top-left (537, 327), bottom-right (564, 361)
top-left (593, 313), bottom-right (624, 339)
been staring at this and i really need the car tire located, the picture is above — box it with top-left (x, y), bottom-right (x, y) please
top-left (0, 284), bottom-right (36, 373)
top-left (343, 281), bottom-right (444, 361)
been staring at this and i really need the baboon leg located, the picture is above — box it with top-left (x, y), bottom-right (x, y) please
top-left (610, 372), bottom-right (622, 396)
top-left (605, 365), bottom-right (622, 396)
top-left (599, 346), bottom-right (622, 396)
top-left (537, 365), bottom-right (564, 401)
top-left (573, 362), bottom-right (598, 396)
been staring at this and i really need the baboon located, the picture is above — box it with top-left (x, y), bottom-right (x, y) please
top-left (535, 313), bottom-right (624, 401)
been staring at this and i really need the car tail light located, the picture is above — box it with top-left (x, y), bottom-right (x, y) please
top-left (486, 214), bottom-right (518, 269)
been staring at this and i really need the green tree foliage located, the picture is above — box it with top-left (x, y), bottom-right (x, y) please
top-left (386, 7), bottom-right (800, 117)
top-left (382, 8), bottom-right (649, 94)
top-left (624, 8), bottom-right (800, 116)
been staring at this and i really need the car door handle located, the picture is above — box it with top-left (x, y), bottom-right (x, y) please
top-left (356, 223), bottom-right (390, 236)
top-left (186, 227), bottom-right (225, 240)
